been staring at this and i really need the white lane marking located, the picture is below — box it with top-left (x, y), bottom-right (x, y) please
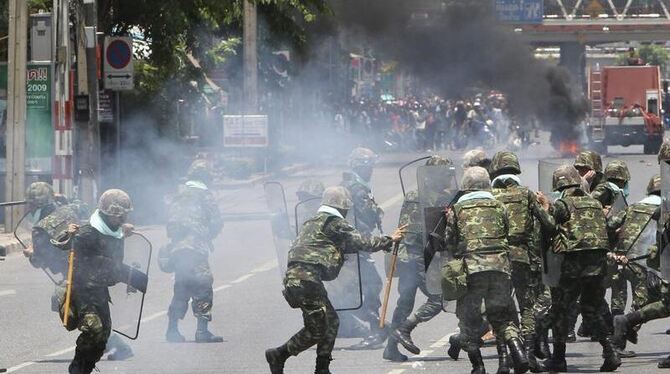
top-left (0, 289), bottom-right (16, 297)
top-left (231, 274), bottom-right (254, 284)
top-left (430, 333), bottom-right (453, 348)
top-left (6, 362), bottom-right (35, 372)
top-left (45, 347), bottom-right (75, 357)
top-left (8, 260), bottom-right (278, 371)
top-left (387, 370), bottom-right (406, 374)
top-left (380, 192), bottom-right (405, 211)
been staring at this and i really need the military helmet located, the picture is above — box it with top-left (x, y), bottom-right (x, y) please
top-left (349, 148), bottom-right (377, 168)
top-left (604, 160), bottom-right (631, 182)
top-left (297, 179), bottom-right (325, 199)
top-left (462, 149), bottom-right (490, 170)
top-left (647, 174), bottom-right (662, 195)
top-left (552, 164), bottom-right (582, 191)
top-left (461, 166), bottom-right (491, 191)
top-left (574, 151), bottom-right (595, 171)
top-left (321, 186), bottom-right (353, 210)
top-left (589, 151), bottom-right (603, 173)
top-left (25, 182), bottom-right (54, 208)
top-left (490, 151), bottom-right (521, 175)
top-left (425, 155), bottom-right (452, 166)
top-left (659, 139), bottom-right (670, 164)
top-left (187, 159), bottom-right (212, 182)
top-left (98, 189), bottom-right (133, 217)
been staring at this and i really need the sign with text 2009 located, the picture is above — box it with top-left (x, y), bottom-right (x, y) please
top-left (495, 0), bottom-right (544, 24)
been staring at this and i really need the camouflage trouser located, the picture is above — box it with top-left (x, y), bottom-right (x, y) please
top-left (73, 287), bottom-right (112, 367)
top-left (283, 280), bottom-right (339, 358)
top-left (391, 260), bottom-right (441, 328)
top-left (611, 263), bottom-right (650, 313)
top-left (168, 254), bottom-right (214, 321)
top-left (355, 253), bottom-right (383, 329)
top-left (456, 272), bottom-right (520, 353)
top-left (511, 262), bottom-right (545, 337)
top-left (638, 279), bottom-right (670, 322)
top-left (550, 251), bottom-right (609, 344)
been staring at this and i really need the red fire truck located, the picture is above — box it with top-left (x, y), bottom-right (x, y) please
top-left (587, 65), bottom-right (664, 154)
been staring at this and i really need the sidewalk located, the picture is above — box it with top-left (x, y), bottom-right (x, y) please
top-left (0, 231), bottom-right (23, 257)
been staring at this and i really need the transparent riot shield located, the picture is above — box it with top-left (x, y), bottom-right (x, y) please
top-left (625, 218), bottom-right (657, 261)
top-left (607, 193), bottom-right (628, 219)
top-left (661, 161), bottom-right (670, 279)
top-left (14, 211), bottom-right (60, 284)
top-left (399, 156), bottom-right (431, 196)
top-left (538, 159), bottom-right (563, 202)
top-left (264, 182), bottom-right (294, 276)
top-left (109, 232), bottom-right (152, 340)
top-left (294, 197), bottom-right (321, 236)
top-left (417, 164), bottom-right (460, 296)
top-left (327, 208), bottom-right (363, 311)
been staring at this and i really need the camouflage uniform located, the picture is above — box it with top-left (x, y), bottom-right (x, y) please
top-left (539, 165), bottom-right (621, 372)
top-left (69, 190), bottom-right (133, 374)
top-left (266, 186), bottom-right (395, 374)
top-left (443, 167), bottom-right (528, 373)
top-left (165, 179), bottom-right (223, 329)
top-left (574, 150), bottom-right (604, 192)
top-left (340, 148), bottom-right (386, 345)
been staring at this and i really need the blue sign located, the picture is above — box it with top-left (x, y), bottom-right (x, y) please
top-left (495, 0), bottom-right (544, 24)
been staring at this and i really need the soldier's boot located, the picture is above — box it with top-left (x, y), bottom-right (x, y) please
top-left (576, 321), bottom-right (590, 338)
top-left (543, 343), bottom-right (567, 372)
top-left (468, 349), bottom-right (487, 374)
top-left (391, 318), bottom-right (420, 355)
top-left (195, 318), bottom-right (224, 343)
top-left (314, 355), bottom-right (332, 374)
top-left (383, 337), bottom-right (408, 362)
top-left (265, 344), bottom-right (290, 374)
top-left (534, 331), bottom-right (551, 360)
top-left (507, 338), bottom-right (529, 374)
top-left (614, 311), bottom-right (642, 346)
top-left (566, 329), bottom-right (577, 343)
top-left (658, 355), bottom-right (670, 368)
top-left (166, 317), bottom-right (186, 343)
top-left (524, 335), bottom-right (547, 373)
top-left (599, 338), bottom-right (621, 372)
top-left (448, 333), bottom-right (462, 360)
top-left (68, 352), bottom-right (93, 374)
top-left (496, 339), bottom-right (511, 374)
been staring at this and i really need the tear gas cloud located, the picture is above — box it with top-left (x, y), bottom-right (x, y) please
top-left (329, 0), bottom-right (588, 143)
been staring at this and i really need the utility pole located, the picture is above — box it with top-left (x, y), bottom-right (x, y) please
top-left (5, 0), bottom-right (28, 232)
top-left (243, 0), bottom-right (258, 113)
top-left (76, 0), bottom-right (100, 205)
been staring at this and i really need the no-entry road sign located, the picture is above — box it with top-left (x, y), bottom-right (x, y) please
top-left (104, 36), bottom-right (134, 90)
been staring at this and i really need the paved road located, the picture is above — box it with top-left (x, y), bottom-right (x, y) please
top-left (1, 137), bottom-right (669, 373)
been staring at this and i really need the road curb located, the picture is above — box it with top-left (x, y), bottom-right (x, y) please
top-left (0, 236), bottom-right (23, 257)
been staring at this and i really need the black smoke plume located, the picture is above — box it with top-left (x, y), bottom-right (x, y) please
top-left (328, 0), bottom-right (588, 142)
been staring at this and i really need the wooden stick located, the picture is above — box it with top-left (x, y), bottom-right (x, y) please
top-left (63, 250), bottom-right (75, 327)
top-left (379, 242), bottom-right (400, 329)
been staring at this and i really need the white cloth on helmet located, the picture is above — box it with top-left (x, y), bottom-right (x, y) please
top-left (491, 174), bottom-right (521, 188)
top-left (639, 194), bottom-right (662, 206)
top-left (90, 209), bottom-right (124, 239)
top-left (457, 191), bottom-right (495, 203)
top-left (317, 205), bottom-right (345, 219)
top-left (185, 180), bottom-right (208, 190)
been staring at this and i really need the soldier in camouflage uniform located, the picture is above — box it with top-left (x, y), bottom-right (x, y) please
top-left (265, 186), bottom-right (405, 374)
top-left (164, 160), bottom-right (224, 343)
top-left (462, 149), bottom-right (491, 170)
top-left (489, 151), bottom-right (551, 372)
top-left (574, 150), bottom-right (604, 193)
top-left (68, 190), bottom-right (134, 374)
top-left (538, 165), bottom-right (621, 372)
top-left (607, 174), bottom-right (661, 357)
top-left (21, 183), bottom-right (133, 361)
top-left (384, 156), bottom-right (449, 362)
top-left (592, 160), bottom-right (630, 208)
top-left (442, 166), bottom-right (529, 374)
top-left (340, 148), bottom-right (388, 349)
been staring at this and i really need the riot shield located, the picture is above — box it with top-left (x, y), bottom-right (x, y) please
top-left (294, 197), bottom-right (321, 236)
top-left (607, 193), bottom-right (628, 219)
top-left (417, 164), bottom-right (460, 296)
top-left (538, 159), bottom-right (563, 201)
top-left (399, 157), bottom-right (431, 196)
top-left (14, 212), bottom-right (59, 284)
top-left (661, 161), bottom-right (670, 279)
top-left (109, 232), bottom-right (152, 340)
top-left (324, 252), bottom-right (363, 311)
top-left (264, 182), bottom-right (294, 276)
top-left (625, 218), bottom-right (657, 261)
